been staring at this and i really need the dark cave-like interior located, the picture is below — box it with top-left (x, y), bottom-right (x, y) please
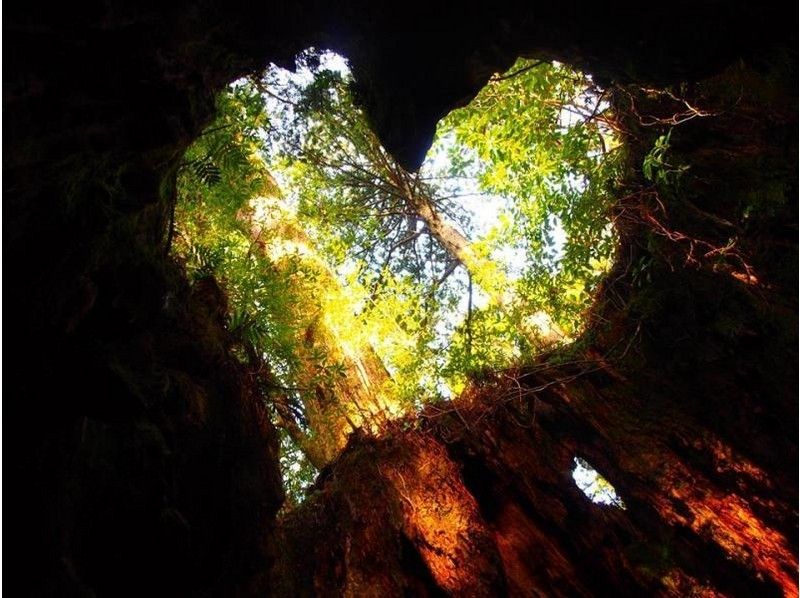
top-left (3, 3), bottom-right (798, 596)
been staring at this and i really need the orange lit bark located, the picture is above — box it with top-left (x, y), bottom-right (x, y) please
top-left (273, 337), bottom-right (797, 596)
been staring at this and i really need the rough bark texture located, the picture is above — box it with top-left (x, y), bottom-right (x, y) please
top-left (4, 1), bottom-right (796, 596)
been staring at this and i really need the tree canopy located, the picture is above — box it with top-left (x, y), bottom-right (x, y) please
top-left (172, 50), bottom-right (621, 503)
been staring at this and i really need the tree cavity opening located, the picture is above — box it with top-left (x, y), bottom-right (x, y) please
top-left (172, 47), bottom-right (621, 506)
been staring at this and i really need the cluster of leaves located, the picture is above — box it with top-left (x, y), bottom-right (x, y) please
top-left (261, 55), bottom-right (472, 400)
top-left (642, 129), bottom-right (689, 188)
top-left (265, 60), bottom-right (467, 295)
top-left (442, 59), bottom-right (622, 341)
top-left (174, 81), bottom-right (326, 495)
top-left (259, 52), bottom-right (622, 399)
top-left (278, 427), bottom-right (318, 507)
top-left (175, 82), bottom-right (298, 368)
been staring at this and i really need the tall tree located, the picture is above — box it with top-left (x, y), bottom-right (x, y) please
top-left (174, 54), bottom-right (620, 482)
top-left (263, 58), bottom-right (603, 371)
top-left (271, 61), bottom-right (799, 596)
top-left (240, 196), bottom-right (400, 469)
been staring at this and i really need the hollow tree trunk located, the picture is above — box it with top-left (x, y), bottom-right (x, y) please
top-left (5, 2), bottom-right (794, 595)
top-left (274, 343), bottom-right (797, 596)
top-left (271, 60), bottom-right (798, 597)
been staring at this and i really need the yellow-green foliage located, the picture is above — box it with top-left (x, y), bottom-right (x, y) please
top-left (441, 59), bottom-right (622, 340)
top-left (174, 55), bottom-right (622, 499)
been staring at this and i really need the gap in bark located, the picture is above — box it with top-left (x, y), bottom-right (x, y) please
top-left (571, 456), bottom-right (626, 509)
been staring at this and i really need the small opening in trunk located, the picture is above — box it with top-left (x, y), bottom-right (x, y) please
top-left (571, 456), bottom-right (625, 509)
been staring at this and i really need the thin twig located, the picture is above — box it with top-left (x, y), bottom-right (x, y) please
top-left (490, 60), bottom-right (546, 82)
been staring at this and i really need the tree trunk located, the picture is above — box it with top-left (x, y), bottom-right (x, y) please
top-left (242, 197), bottom-right (399, 467)
top-left (274, 340), bottom-right (797, 596)
top-left (6, 2), bottom-right (794, 596)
